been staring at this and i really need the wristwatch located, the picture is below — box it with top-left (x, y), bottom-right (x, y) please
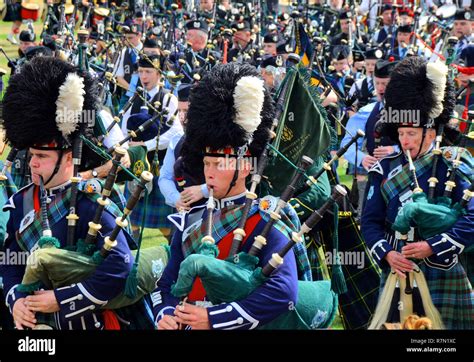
top-left (91, 169), bottom-right (98, 178)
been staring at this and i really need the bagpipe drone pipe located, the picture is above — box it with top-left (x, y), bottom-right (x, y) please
top-left (280, 41), bottom-right (383, 329)
top-left (291, 162), bottom-right (383, 330)
top-left (250, 61), bottom-right (380, 329)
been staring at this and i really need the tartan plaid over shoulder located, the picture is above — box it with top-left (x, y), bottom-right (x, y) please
top-left (380, 147), bottom-right (473, 205)
top-left (182, 201), bottom-right (312, 281)
top-left (16, 187), bottom-right (130, 253)
top-left (380, 153), bottom-right (432, 205)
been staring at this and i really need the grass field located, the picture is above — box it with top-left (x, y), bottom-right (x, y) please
top-left (0, 19), bottom-right (351, 328)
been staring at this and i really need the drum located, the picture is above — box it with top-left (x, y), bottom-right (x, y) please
top-left (435, 4), bottom-right (457, 19)
top-left (21, 2), bottom-right (40, 21)
top-left (92, 7), bottom-right (110, 27)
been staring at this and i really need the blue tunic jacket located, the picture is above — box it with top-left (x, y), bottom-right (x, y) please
top-left (0, 182), bottom-right (134, 330)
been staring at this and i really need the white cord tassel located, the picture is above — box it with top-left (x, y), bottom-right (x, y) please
top-left (368, 269), bottom-right (445, 330)
top-left (55, 73), bottom-right (85, 137)
top-left (426, 61), bottom-right (448, 120)
top-left (233, 76), bottom-right (265, 140)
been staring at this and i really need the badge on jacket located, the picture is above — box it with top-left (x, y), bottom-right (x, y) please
top-left (19, 209), bottom-right (35, 234)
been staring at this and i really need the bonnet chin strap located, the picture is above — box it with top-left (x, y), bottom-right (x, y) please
top-left (43, 149), bottom-right (64, 187)
top-left (414, 127), bottom-right (428, 160)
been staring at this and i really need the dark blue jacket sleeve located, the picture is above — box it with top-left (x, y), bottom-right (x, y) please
top-left (361, 165), bottom-right (393, 267)
top-left (0, 216), bottom-right (29, 314)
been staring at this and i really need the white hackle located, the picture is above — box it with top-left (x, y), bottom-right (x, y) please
top-left (233, 76), bottom-right (265, 140)
top-left (426, 61), bottom-right (448, 120)
top-left (55, 73), bottom-right (85, 137)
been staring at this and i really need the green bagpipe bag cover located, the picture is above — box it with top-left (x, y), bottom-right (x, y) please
top-left (171, 248), bottom-right (338, 330)
top-left (392, 192), bottom-right (463, 239)
top-left (171, 248), bottom-right (267, 303)
top-left (19, 245), bottom-right (169, 309)
top-left (259, 280), bottom-right (338, 330)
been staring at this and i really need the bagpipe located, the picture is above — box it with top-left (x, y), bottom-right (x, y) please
top-left (294, 129), bottom-right (365, 197)
top-left (285, 124), bottom-right (384, 330)
top-left (17, 152), bottom-right (169, 311)
top-left (368, 121), bottom-right (474, 329)
top-left (252, 49), bottom-right (381, 329)
top-left (165, 67), bottom-right (353, 329)
top-left (11, 112), bottom-right (173, 314)
top-left (170, 160), bottom-right (348, 329)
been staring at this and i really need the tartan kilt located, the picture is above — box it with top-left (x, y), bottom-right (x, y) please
top-left (305, 237), bottom-right (326, 281)
top-left (3, 3), bottom-right (21, 22)
top-left (380, 262), bottom-right (474, 329)
top-left (124, 176), bottom-right (173, 229)
top-left (313, 211), bottom-right (382, 330)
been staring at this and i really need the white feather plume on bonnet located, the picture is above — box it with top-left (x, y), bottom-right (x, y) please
top-left (426, 60), bottom-right (448, 120)
top-left (55, 73), bottom-right (85, 138)
top-left (232, 76), bottom-right (265, 142)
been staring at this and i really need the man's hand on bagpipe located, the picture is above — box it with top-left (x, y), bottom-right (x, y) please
top-left (175, 198), bottom-right (191, 211)
top-left (362, 154), bottom-right (377, 171)
top-left (157, 314), bottom-right (179, 330)
top-left (128, 140), bottom-right (145, 147)
top-left (25, 290), bottom-right (60, 314)
top-left (180, 185), bottom-right (204, 206)
top-left (401, 241), bottom-right (434, 261)
top-left (12, 298), bottom-right (37, 330)
top-left (384, 251), bottom-right (416, 279)
top-left (173, 301), bottom-right (210, 330)
top-left (373, 145), bottom-right (395, 160)
top-left (79, 151), bottom-right (131, 180)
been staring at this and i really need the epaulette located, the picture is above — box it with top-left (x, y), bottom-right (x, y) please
top-left (368, 151), bottom-right (402, 176)
top-left (2, 182), bottom-right (34, 211)
top-left (168, 204), bottom-right (207, 232)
